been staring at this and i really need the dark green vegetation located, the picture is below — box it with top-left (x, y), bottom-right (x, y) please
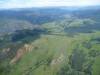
top-left (0, 6), bottom-right (100, 75)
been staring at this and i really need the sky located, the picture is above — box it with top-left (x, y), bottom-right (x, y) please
top-left (0, 0), bottom-right (100, 9)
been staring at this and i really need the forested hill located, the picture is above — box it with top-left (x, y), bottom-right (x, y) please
top-left (0, 6), bottom-right (100, 35)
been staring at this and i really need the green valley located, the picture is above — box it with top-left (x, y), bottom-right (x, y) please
top-left (0, 7), bottom-right (100, 75)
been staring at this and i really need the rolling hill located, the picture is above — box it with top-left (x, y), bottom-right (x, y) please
top-left (0, 6), bottom-right (100, 75)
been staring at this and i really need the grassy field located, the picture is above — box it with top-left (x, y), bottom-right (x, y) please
top-left (0, 9), bottom-right (100, 75)
top-left (6, 31), bottom-right (99, 75)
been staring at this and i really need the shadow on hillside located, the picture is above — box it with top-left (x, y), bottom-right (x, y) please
top-left (11, 28), bottom-right (46, 43)
top-left (65, 22), bottom-right (100, 34)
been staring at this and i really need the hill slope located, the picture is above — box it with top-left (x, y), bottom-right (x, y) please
top-left (0, 7), bottom-right (100, 75)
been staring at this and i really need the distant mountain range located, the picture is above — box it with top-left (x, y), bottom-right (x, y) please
top-left (0, 6), bottom-right (100, 35)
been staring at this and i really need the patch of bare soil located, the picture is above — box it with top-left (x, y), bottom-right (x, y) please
top-left (10, 44), bottom-right (33, 64)
top-left (51, 53), bottom-right (64, 66)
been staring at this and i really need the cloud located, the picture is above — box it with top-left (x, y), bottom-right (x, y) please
top-left (0, 0), bottom-right (100, 9)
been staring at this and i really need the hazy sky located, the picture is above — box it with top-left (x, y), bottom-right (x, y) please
top-left (0, 0), bottom-right (100, 9)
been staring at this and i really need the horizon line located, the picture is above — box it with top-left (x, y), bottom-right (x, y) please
top-left (0, 5), bottom-right (100, 10)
